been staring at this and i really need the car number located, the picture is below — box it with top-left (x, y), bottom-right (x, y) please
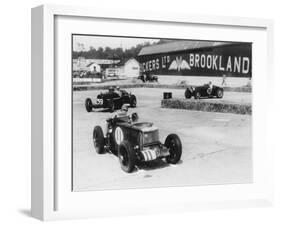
top-left (115, 127), bottom-right (124, 145)
top-left (142, 148), bottom-right (157, 161)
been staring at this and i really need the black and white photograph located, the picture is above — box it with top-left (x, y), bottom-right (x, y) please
top-left (72, 34), bottom-right (252, 191)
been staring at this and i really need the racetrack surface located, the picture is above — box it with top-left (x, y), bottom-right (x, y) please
top-left (74, 75), bottom-right (250, 88)
top-left (73, 88), bottom-right (252, 191)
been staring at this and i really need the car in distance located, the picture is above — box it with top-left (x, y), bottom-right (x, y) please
top-left (138, 72), bottom-right (158, 83)
top-left (146, 73), bottom-right (158, 82)
top-left (93, 113), bottom-right (182, 173)
top-left (185, 83), bottom-right (224, 99)
top-left (85, 87), bottom-right (137, 112)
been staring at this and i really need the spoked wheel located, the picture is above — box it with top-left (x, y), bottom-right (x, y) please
top-left (118, 140), bottom-right (136, 173)
top-left (93, 126), bottom-right (105, 154)
top-left (165, 134), bottom-right (182, 164)
top-left (216, 89), bottom-right (224, 98)
top-left (85, 98), bottom-right (93, 112)
top-left (130, 95), bottom-right (137, 108)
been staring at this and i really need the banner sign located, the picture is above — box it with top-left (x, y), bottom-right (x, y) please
top-left (138, 43), bottom-right (252, 77)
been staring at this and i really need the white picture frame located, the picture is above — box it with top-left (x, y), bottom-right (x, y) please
top-left (31, 4), bottom-right (274, 221)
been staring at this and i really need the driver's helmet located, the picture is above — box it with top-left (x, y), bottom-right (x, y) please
top-left (121, 104), bottom-right (129, 112)
top-left (116, 104), bottom-right (130, 118)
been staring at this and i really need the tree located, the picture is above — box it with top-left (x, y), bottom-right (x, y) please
top-left (72, 39), bottom-right (170, 60)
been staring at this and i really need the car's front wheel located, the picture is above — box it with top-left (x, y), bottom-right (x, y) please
top-left (85, 98), bottom-right (93, 112)
top-left (93, 126), bottom-right (105, 154)
top-left (118, 140), bottom-right (136, 173)
top-left (216, 89), bottom-right (224, 98)
top-left (165, 134), bottom-right (182, 164)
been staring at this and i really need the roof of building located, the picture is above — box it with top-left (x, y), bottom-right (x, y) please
top-left (138, 40), bottom-right (232, 56)
top-left (87, 62), bottom-right (100, 67)
top-left (116, 58), bottom-right (129, 66)
top-left (73, 58), bottom-right (120, 65)
top-left (116, 58), bottom-right (140, 67)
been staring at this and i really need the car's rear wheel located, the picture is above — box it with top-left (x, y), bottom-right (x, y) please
top-left (108, 100), bottom-right (115, 112)
top-left (130, 95), bottom-right (137, 108)
top-left (165, 134), bottom-right (182, 164)
top-left (194, 91), bottom-right (201, 99)
top-left (185, 89), bottom-right (192, 99)
top-left (216, 89), bottom-right (223, 98)
top-left (85, 98), bottom-right (93, 112)
top-left (93, 126), bottom-right (105, 154)
top-left (118, 140), bottom-right (136, 173)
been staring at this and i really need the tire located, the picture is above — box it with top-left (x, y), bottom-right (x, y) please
top-left (216, 89), bottom-right (223, 98)
top-left (85, 98), bottom-right (93, 112)
top-left (207, 88), bottom-right (212, 96)
top-left (184, 89), bottom-right (192, 99)
top-left (130, 95), bottom-right (137, 108)
top-left (118, 140), bottom-right (136, 173)
top-left (165, 134), bottom-right (182, 164)
top-left (93, 126), bottom-right (105, 154)
top-left (194, 91), bottom-right (201, 99)
top-left (108, 100), bottom-right (115, 112)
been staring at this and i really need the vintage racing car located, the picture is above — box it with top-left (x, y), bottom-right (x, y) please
top-left (185, 83), bottom-right (224, 99)
top-left (138, 72), bottom-right (158, 83)
top-left (85, 87), bottom-right (137, 112)
top-left (93, 112), bottom-right (182, 173)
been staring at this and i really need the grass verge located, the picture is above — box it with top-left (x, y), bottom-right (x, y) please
top-left (161, 98), bottom-right (252, 115)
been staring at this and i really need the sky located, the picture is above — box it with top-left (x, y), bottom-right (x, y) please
top-left (73, 35), bottom-right (159, 51)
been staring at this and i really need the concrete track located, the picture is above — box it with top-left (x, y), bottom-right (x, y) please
top-left (73, 88), bottom-right (252, 191)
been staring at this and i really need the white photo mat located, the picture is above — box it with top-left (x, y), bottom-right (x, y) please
top-left (31, 4), bottom-right (274, 220)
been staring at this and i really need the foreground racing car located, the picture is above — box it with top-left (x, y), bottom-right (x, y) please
top-left (185, 83), bottom-right (224, 99)
top-left (85, 87), bottom-right (137, 112)
top-left (93, 112), bottom-right (182, 173)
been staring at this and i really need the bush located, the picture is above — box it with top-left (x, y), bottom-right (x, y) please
top-left (161, 98), bottom-right (252, 115)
